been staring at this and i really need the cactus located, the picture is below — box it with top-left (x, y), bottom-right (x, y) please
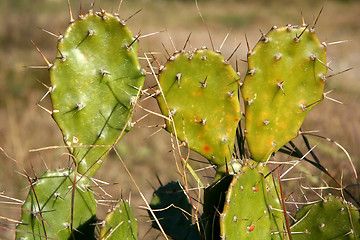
top-left (15, 7), bottom-right (145, 239)
top-left (50, 10), bottom-right (145, 177)
top-left (241, 25), bottom-right (327, 162)
top-left (156, 49), bottom-right (241, 166)
top-left (99, 200), bottom-right (138, 240)
top-left (16, 169), bottom-right (96, 239)
top-left (291, 195), bottom-right (360, 240)
top-left (219, 161), bottom-right (285, 239)
top-left (9, 3), bottom-right (358, 240)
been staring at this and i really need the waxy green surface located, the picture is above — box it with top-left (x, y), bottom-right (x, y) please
top-left (50, 11), bottom-right (144, 176)
top-left (291, 195), bottom-right (360, 240)
top-left (100, 200), bottom-right (138, 240)
top-left (16, 169), bottom-right (96, 239)
top-left (241, 25), bottom-right (327, 161)
top-left (157, 49), bottom-right (241, 166)
top-left (220, 162), bottom-right (284, 239)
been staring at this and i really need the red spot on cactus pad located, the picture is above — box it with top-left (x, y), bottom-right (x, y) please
top-left (203, 145), bottom-right (211, 152)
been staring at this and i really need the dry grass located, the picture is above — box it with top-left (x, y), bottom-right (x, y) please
top-left (1, 0), bottom-right (359, 239)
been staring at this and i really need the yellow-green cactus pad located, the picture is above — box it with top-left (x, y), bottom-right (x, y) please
top-left (157, 49), bottom-right (241, 166)
top-left (241, 25), bottom-right (327, 162)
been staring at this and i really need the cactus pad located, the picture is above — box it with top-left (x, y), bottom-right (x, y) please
top-left (157, 49), bottom-right (241, 166)
top-left (50, 10), bottom-right (145, 176)
top-left (148, 181), bottom-right (200, 239)
top-left (203, 174), bottom-right (233, 239)
top-left (241, 25), bottom-right (327, 161)
top-left (220, 162), bottom-right (285, 239)
top-left (291, 195), bottom-right (360, 239)
top-left (100, 200), bottom-right (138, 240)
top-left (16, 169), bottom-right (96, 239)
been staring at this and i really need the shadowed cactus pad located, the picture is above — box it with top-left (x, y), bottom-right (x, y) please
top-left (100, 200), bottom-right (138, 240)
top-left (220, 162), bottom-right (285, 239)
top-left (203, 174), bottom-right (233, 239)
top-left (241, 25), bottom-right (327, 162)
top-left (291, 195), bottom-right (360, 239)
top-left (157, 49), bottom-right (241, 166)
top-left (148, 181), bottom-right (200, 239)
top-left (50, 10), bottom-right (145, 176)
top-left (16, 169), bottom-right (96, 239)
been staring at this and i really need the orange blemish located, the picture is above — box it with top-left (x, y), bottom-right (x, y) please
top-left (203, 145), bottom-right (211, 152)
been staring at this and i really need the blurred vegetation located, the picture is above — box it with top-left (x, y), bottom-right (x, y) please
top-left (1, 0), bottom-right (359, 239)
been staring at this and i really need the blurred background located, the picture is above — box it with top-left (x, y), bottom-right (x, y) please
top-left (0, 0), bottom-right (359, 239)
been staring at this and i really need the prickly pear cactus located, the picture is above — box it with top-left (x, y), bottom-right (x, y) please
top-left (50, 10), bottom-right (145, 176)
top-left (220, 161), bottom-right (285, 239)
top-left (241, 25), bottom-right (327, 161)
top-left (157, 49), bottom-right (241, 166)
top-left (100, 200), bottom-right (138, 240)
top-left (291, 195), bottom-right (360, 240)
top-left (16, 169), bottom-right (96, 239)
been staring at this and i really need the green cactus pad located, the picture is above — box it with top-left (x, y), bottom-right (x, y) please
top-left (16, 169), bottom-right (96, 239)
top-left (241, 25), bottom-right (327, 162)
top-left (100, 200), bottom-right (138, 240)
top-left (148, 181), bottom-right (200, 239)
top-left (50, 10), bottom-right (145, 176)
top-left (157, 49), bottom-right (241, 166)
top-left (220, 162), bottom-right (285, 239)
top-left (291, 195), bottom-right (360, 240)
